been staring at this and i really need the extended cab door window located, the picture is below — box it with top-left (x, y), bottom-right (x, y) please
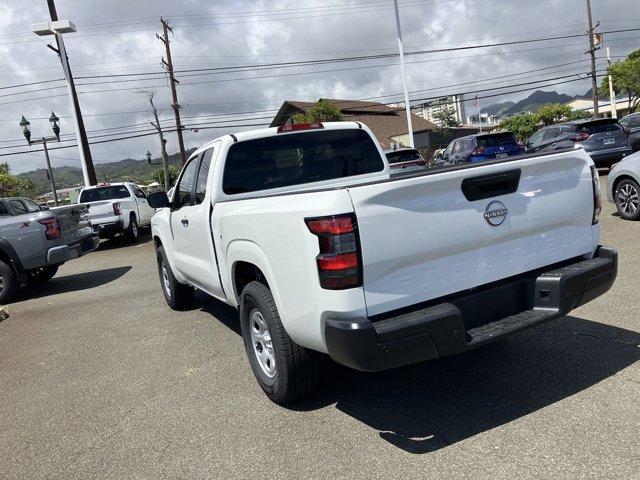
top-left (175, 159), bottom-right (199, 208)
top-left (23, 199), bottom-right (42, 212)
top-left (195, 148), bottom-right (213, 205)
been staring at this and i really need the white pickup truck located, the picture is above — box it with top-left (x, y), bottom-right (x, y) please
top-left (78, 182), bottom-right (155, 243)
top-left (148, 122), bottom-right (617, 404)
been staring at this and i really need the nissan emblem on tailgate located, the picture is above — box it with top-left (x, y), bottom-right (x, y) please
top-left (484, 201), bottom-right (508, 226)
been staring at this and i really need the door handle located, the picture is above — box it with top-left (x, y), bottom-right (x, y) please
top-left (181, 218), bottom-right (189, 226)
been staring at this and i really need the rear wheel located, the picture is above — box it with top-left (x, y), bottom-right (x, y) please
top-left (125, 215), bottom-right (139, 243)
top-left (0, 260), bottom-right (18, 304)
top-left (156, 245), bottom-right (195, 310)
top-left (614, 178), bottom-right (640, 220)
top-left (27, 265), bottom-right (59, 285)
top-left (240, 281), bottom-right (319, 404)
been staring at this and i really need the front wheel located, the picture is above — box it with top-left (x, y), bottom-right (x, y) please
top-left (614, 178), bottom-right (640, 220)
top-left (240, 281), bottom-right (319, 404)
top-left (0, 260), bottom-right (18, 304)
top-left (27, 265), bottom-right (59, 285)
top-left (156, 245), bottom-right (195, 310)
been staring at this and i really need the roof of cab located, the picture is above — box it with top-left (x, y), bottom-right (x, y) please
top-left (190, 121), bottom-right (364, 158)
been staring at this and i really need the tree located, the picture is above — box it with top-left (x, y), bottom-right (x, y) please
top-left (599, 48), bottom-right (640, 113)
top-left (150, 165), bottom-right (178, 188)
top-left (0, 163), bottom-right (36, 198)
top-left (292, 99), bottom-right (343, 123)
top-left (497, 113), bottom-right (540, 141)
top-left (432, 106), bottom-right (460, 128)
top-left (535, 103), bottom-right (590, 126)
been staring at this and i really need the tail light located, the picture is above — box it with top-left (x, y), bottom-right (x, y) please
top-left (590, 165), bottom-right (601, 225)
top-left (305, 213), bottom-right (362, 290)
top-left (113, 202), bottom-right (122, 215)
top-left (471, 146), bottom-right (486, 155)
top-left (570, 132), bottom-right (591, 142)
top-left (38, 217), bottom-right (61, 240)
top-left (277, 122), bottom-right (324, 133)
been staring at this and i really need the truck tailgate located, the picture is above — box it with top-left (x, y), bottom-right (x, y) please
top-left (83, 201), bottom-right (119, 225)
top-left (51, 204), bottom-right (93, 244)
top-left (347, 151), bottom-right (597, 316)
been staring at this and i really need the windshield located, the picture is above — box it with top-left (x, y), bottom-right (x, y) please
top-left (222, 129), bottom-right (384, 195)
top-left (476, 133), bottom-right (518, 148)
top-left (577, 121), bottom-right (621, 134)
top-left (79, 185), bottom-right (131, 202)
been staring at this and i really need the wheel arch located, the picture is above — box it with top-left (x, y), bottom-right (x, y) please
top-left (225, 240), bottom-right (282, 312)
top-left (0, 240), bottom-right (27, 283)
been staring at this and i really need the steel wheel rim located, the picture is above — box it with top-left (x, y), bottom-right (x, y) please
top-left (0, 276), bottom-right (4, 293)
top-left (132, 221), bottom-right (138, 238)
top-left (250, 308), bottom-right (276, 378)
top-left (161, 263), bottom-right (171, 298)
top-left (617, 183), bottom-right (639, 216)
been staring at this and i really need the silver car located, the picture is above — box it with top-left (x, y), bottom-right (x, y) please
top-left (607, 150), bottom-right (640, 220)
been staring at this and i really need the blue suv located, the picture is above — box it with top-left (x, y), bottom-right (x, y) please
top-left (443, 132), bottom-right (523, 165)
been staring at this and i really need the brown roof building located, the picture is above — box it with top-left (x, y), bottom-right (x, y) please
top-left (270, 98), bottom-right (437, 149)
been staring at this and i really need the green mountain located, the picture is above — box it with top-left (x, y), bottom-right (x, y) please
top-left (19, 149), bottom-right (196, 195)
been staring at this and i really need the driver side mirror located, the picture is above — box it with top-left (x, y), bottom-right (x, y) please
top-left (147, 191), bottom-right (170, 209)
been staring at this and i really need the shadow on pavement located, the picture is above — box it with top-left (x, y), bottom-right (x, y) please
top-left (197, 294), bottom-right (241, 335)
top-left (290, 316), bottom-right (640, 454)
top-left (97, 231), bottom-right (152, 251)
top-left (20, 266), bottom-right (132, 301)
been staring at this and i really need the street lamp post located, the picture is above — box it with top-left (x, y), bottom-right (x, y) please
top-left (32, 13), bottom-right (97, 187)
top-left (20, 112), bottom-right (61, 206)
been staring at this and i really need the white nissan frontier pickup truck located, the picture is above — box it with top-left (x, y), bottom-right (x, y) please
top-left (147, 121), bottom-right (617, 404)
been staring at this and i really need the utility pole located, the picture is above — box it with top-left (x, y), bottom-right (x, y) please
top-left (606, 46), bottom-right (617, 118)
top-left (586, 0), bottom-right (600, 116)
top-left (44, 0), bottom-right (97, 185)
top-left (392, 0), bottom-right (414, 148)
top-left (41, 139), bottom-right (59, 206)
top-left (144, 92), bottom-right (171, 191)
top-left (157, 18), bottom-right (186, 165)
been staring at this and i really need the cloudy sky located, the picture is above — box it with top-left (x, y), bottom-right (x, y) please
top-left (0, 0), bottom-right (638, 173)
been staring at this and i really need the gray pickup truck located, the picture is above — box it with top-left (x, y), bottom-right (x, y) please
top-left (0, 197), bottom-right (99, 303)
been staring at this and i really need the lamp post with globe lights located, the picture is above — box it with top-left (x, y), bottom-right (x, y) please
top-left (19, 112), bottom-right (62, 206)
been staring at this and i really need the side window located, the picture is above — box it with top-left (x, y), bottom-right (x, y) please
top-left (10, 200), bottom-right (27, 214)
top-left (23, 199), bottom-right (42, 212)
top-left (542, 128), bottom-right (559, 141)
top-left (195, 148), bottom-right (214, 205)
top-left (132, 186), bottom-right (146, 199)
top-left (451, 141), bottom-right (461, 154)
top-left (528, 130), bottom-right (544, 144)
top-left (176, 158), bottom-right (199, 207)
top-left (0, 202), bottom-right (9, 216)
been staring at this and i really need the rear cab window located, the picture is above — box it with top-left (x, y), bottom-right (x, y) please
top-left (476, 133), bottom-right (518, 148)
top-left (577, 121), bottom-right (622, 134)
top-left (79, 185), bottom-right (131, 203)
top-left (386, 149), bottom-right (421, 164)
top-left (222, 129), bottom-right (384, 195)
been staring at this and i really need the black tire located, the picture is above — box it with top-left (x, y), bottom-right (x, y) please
top-left (27, 265), bottom-right (59, 285)
top-left (156, 245), bottom-right (195, 310)
top-left (125, 215), bottom-right (139, 243)
top-left (0, 259), bottom-right (19, 304)
top-left (240, 281), bottom-right (319, 404)
top-left (614, 178), bottom-right (640, 220)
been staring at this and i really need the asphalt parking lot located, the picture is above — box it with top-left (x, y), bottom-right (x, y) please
top-left (1, 175), bottom-right (639, 480)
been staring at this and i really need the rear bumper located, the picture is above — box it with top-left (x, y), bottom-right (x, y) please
top-left (93, 220), bottom-right (124, 237)
top-left (46, 234), bottom-right (99, 264)
top-left (588, 147), bottom-right (632, 166)
top-left (325, 246), bottom-right (617, 372)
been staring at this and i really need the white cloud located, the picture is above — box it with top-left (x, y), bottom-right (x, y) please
top-left (0, 0), bottom-right (637, 173)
